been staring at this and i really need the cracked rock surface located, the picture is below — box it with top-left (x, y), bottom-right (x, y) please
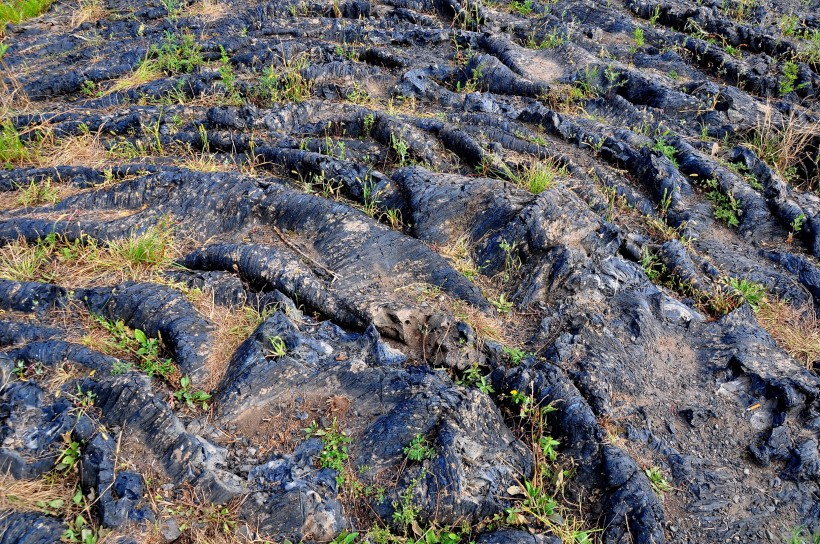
top-left (1, 0), bottom-right (820, 542)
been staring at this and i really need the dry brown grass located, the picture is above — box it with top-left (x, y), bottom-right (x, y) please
top-left (105, 61), bottom-right (163, 95)
top-left (437, 235), bottom-right (479, 282)
top-left (756, 299), bottom-right (820, 371)
top-left (191, 297), bottom-right (276, 391)
top-left (190, 0), bottom-right (227, 20)
top-left (179, 151), bottom-right (235, 173)
top-left (453, 300), bottom-right (506, 346)
top-left (744, 105), bottom-right (820, 190)
top-left (0, 472), bottom-right (75, 512)
top-left (70, 0), bottom-right (107, 27)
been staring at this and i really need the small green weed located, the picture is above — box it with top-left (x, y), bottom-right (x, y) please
top-left (644, 466), bottom-right (673, 494)
top-left (173, 376), bottom-right (212, 409)
top-left (403, 434), bottom-right (435, 461)
top-left (633, 27), bottom-right (645, 49)
top-left (652, 136), bottom-right (678, 167)
top-left (305, 419), bottom-right (352, 485)
top-left (490, 293), bottom-right (514, 314)
top-left (509, 0), bottom-right (533, 15)
top-left (502, 345), bottom-right (528, 365)
top-left (148, 31), bottom-right (203, 75)
top-left (0, 119), bottom-right (27, 166)
top-left (780, 61), bottom-right (804, 96)
top-left (266, 335), bottom-right (287, 357)
top-left (721, 277), bottom-right (765, 310)
top-left (519, 159), bottom-right (567, 194)
top-left (456, 364), bottom-right (495, 394)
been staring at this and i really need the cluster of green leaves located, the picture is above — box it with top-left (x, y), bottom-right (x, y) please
top-left (502, 345), bottom-right (529, 366)
top-left (652, 136), bottom-right (678, 167)
top-left (644, 466), bottom-right (673, 494)
top-left (55, 435), bottom-right (81, 473)
top-left (13, 359), bottom-right (43, 380)
top-left (456, 364), bottom-right (495, 394)
top-left (94, 315), bottom-right (176, 379)
top-left (503, 391), bottom-right (594, 542)
top-left (780, 60), bottom-right (805, 96)
top-left (147, 31), bottom-right (203, 75)
top-left (63, 513), bottom-right (102, 544)
top-left (218, 46), bottom-right (242, 105)
top-left (390, 132), bottom-right (410, 167)
top-left (701, 178), bottom-right (741, 228)
top-left (305, 419), bottom-right (352, 484)
top-left (403, 434), bottom-right (436, 462)
top-left (174, 376), bottom-right (212, 409)
top-left (526, 28), bottom-right (565, 49)
top-left (490, 293), bottom-right (514, 314)
top-left (509, 0), bottom-right (533, 15)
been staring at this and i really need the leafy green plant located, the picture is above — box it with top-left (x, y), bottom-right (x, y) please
top-left (73, 384), bottom-right (96, 408)
top-left (780, 60), bottom-right (803, 96)
top-left (644, 466), bottom-right (672, 494)
top-left (55, 435), bottom-right (81, 473)
top-left (509, 0), bottom-right (533, 15)
top-left (789, 213), bottom-right (806, 243)
top-left (702, 178), bottom-right (741, 228)
top-left (93, 316), bottom-right (176, 381)
top-left (63, 513), bottom-right (101, 544)
top-left (633, 27), bottom-right (645, 49)
top-left (13, 359), bottom-right (44, 380)
top-left (148, 31), bottom-right (203, 75)
top-left (331, 531), bottom-right (360, 544)
top-left (502, 345), bottom-right (528, 366)
top-left (390, 132), bottom-right (409, 166)
top-left (648, 5), bottom-right (660, 26)
top-left (80, 80), bottom-right (97, 98)
top-left (538, 435), bottom-right (560, 462)
top-left (173, 376), bottom-right (212, 409)
top-left (218, 46), bottom-right (241, 105)
top-left (779, 13), bottom-right (798, 36)
top-left (721, 277), bottom-right (765, 310)
top-left (652, 136), bottom-right (678, 167)
top-left (498, 238), bottom-right (521, 279)
top-left (362, 113), bottom-right (375, 136)
top-left (305, 419), bottom-right (352, 484)
top-left (456, 364), bottom-right (495, 394)
top-left (403, 434), bottom-right (435, 461)
top-left (526, 28), bottom-right (565, 49)
top-left (490, 293), bottom-right (514, 314)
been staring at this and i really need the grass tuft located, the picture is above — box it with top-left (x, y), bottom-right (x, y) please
top-left (756, 299), bottom-right (820, 371)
